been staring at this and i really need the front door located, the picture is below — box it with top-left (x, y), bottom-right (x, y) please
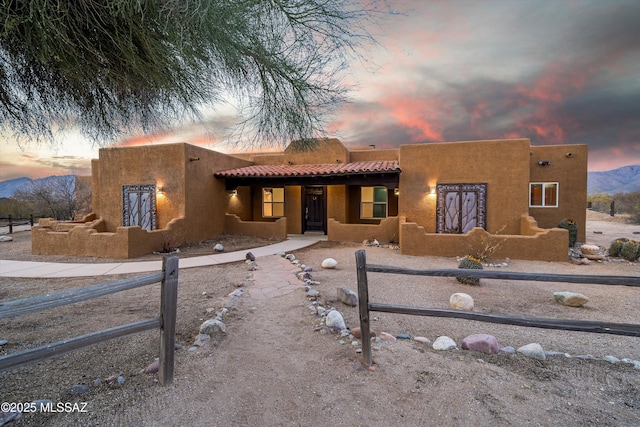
top-left (303, 186), bottom-right (326, 233)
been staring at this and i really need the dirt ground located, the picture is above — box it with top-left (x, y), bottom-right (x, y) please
top-left (1, 211), bottom-right (639, 426)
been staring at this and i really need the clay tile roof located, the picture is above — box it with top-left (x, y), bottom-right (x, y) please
top-left (215, 160), bottom-right (401, 178)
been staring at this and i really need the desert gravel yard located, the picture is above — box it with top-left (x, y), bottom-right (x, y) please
top-left (1, 211), bottom-right (639, 426)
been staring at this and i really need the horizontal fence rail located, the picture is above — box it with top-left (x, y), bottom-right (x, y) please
top-left (356, 250), bottom-right (640, 367)
top-left (0, 256), bottom-right (178, 385)
top-left (0, 215), bottom-right (39, 233)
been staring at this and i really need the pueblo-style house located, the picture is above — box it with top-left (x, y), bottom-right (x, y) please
top-left (33, 138), bottom-right (587, 261)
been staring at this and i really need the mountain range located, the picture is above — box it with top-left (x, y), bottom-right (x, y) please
top-left (587, 165), bottom-right (640, 195)
top-left (0, 166), bottom-right (638, 197)
top-left (0, 175), bottom-right (75, 198)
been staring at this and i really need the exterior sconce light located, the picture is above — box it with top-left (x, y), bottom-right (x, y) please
top-left (157, 186), bottom-right (165, 194)
top-left (566, 152), bottom-right (573, 158)
top-left (538, 161), bottom-right (552, 166)
top-left (429, 186), bottom-right (436, 195)
top-left (394, 188), bottom-right (400, 196)
top-left (231, 189), bottom-right (238, 197)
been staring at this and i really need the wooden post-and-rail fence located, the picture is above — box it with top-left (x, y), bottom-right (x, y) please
top-left (355, 249), bottom-right (640, 367)
top-left (0, 256), bottom-right (179, 385)
top-left (0, 215), bottom-right (37, 234)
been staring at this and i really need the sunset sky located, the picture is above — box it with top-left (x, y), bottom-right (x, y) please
top-left (1, 0), bottom-right (639, 181)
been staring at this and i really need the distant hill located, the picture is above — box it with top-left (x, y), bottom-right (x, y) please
top-left (0, 175), bottom-right (75, 198)
top-left (588, 165), bottom-right (640, 195)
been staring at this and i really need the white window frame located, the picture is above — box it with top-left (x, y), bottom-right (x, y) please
top-left (360, 186), bottom-right (388, 219)
top-left (262, 187), bottom-right (285, 218)
top-left (529, 182), bottom-right (559, 208)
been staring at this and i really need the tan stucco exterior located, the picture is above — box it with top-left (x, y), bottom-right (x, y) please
top-left (32, 138), bottom-right (587, 261)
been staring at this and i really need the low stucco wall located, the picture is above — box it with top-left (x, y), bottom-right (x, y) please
top-left (399, 215), bottom-right (568, 261)
top-left (327, 216), bottom-right (399, 243)
top-left (32, 217), bottom-right (188, 258)
top-left (224, 214), bottom-right (287, 240)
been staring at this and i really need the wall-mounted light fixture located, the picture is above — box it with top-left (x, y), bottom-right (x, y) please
top-left (429, 186), bottom-right (436, 195)
top-left (157, 186), bottom-right (165, 194)
top-left (231, 189), bottom-right (238, 197)
top-left (537, 161), bottom-right (552, 166)
top-left (566, 152), bottom-right (573, 158)
top-left (394, 188), bottom-right (400, 196)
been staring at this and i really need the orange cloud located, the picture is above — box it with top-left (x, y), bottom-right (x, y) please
top-left (380, 95), bottom-right (445, 141)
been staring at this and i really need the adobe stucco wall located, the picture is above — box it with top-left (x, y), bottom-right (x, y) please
top-left (328, 216), bottom-right (399, 244)
top-left (400, 215), bottom-right (568, 261)
top-left (529, 144), bottom-right (588, 243)
top-left (398, 139), bottom-right (531, 235)
top-left (93, 144), bottom-right (188, 232)
top-left (183, 144), bottom-right (253, 242)
top-left (224, 214), bottom-right (287, 240)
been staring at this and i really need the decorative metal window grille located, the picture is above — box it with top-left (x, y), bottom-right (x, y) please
top-left (123, 184), bottom-right (157, 231)
top-left (436, 183), bottom-right (486, 234)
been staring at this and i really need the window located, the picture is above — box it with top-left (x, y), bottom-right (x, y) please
top-left (361, 187), bottom-right (387, 219)
top-left (529, 182), bottom-right (558, 207)
top-left (436, 183), bottom-right (486, 233)
top-left (263, 187), bottom-right (284, 217)
top-left (122, 184), bottom-right (157, 230)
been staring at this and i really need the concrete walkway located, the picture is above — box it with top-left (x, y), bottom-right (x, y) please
top-left (0, 235), bottom-right (325, 278)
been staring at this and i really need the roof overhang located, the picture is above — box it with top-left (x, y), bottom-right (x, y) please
top-left (214, 161), bottom-right (401, 190)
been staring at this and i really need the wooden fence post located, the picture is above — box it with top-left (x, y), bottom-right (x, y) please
top-left (159, 255), bottom-right (179, 385)
top-left (356, 250), bottom-right (372, 367)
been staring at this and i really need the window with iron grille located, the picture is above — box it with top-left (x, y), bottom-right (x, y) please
top-left (122, 184), bottom-right (157, 231)
top-left (436, 183), bottom-right (486, 233)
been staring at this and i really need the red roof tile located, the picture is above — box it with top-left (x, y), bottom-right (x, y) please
top-left (215, 161), bottom-right (400, 178)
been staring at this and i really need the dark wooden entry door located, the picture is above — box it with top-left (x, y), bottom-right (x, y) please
top-left (303, 186), bottom-right (325, 233)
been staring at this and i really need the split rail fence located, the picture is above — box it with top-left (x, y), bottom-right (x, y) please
top-left (0, 256), bottom-right (179, 385)
top-left (0, 215), bottom-right (39, 233)
top-left (355, 249), bottom-right (640, 367)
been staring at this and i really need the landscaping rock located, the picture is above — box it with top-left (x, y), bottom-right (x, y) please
top-left (432, 336), bottom-right (457, 350)
top-left (199, 319), bottom-right (227, 335)
top-left (0, 236), bottom-right (13, 242)
top-left (144, 360), bottom-right (160, 374)
top-left (245, 251), bottom-right (255, 261)
top-left (337, 287), bottom-right (358, 306)
top-left (553, 291), bottom-right (589, 307)
top-left (214, 243), bottom-right (224, 252)
top-left (449, 292), bottom-right (474, 311)
top-left (413, 336), bottom-right (431, 344)
top-left (517, 343), bottom-right (546, 360)
top-left (321, 258), bottom-right (337, 269)
top-left (351, 327), bottom-right (377, 339)
top-left (325, 310), bottom-right (346, 330)
top-left (194, 334), bottom-right (211, 347)
top-left (461, 334), bottom-right (499, 354)
top-left (379, 332), bottom-right (396, 341)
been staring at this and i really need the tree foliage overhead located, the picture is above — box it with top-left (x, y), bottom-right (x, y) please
top-left (0, 0), bottom-right (378, 146)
